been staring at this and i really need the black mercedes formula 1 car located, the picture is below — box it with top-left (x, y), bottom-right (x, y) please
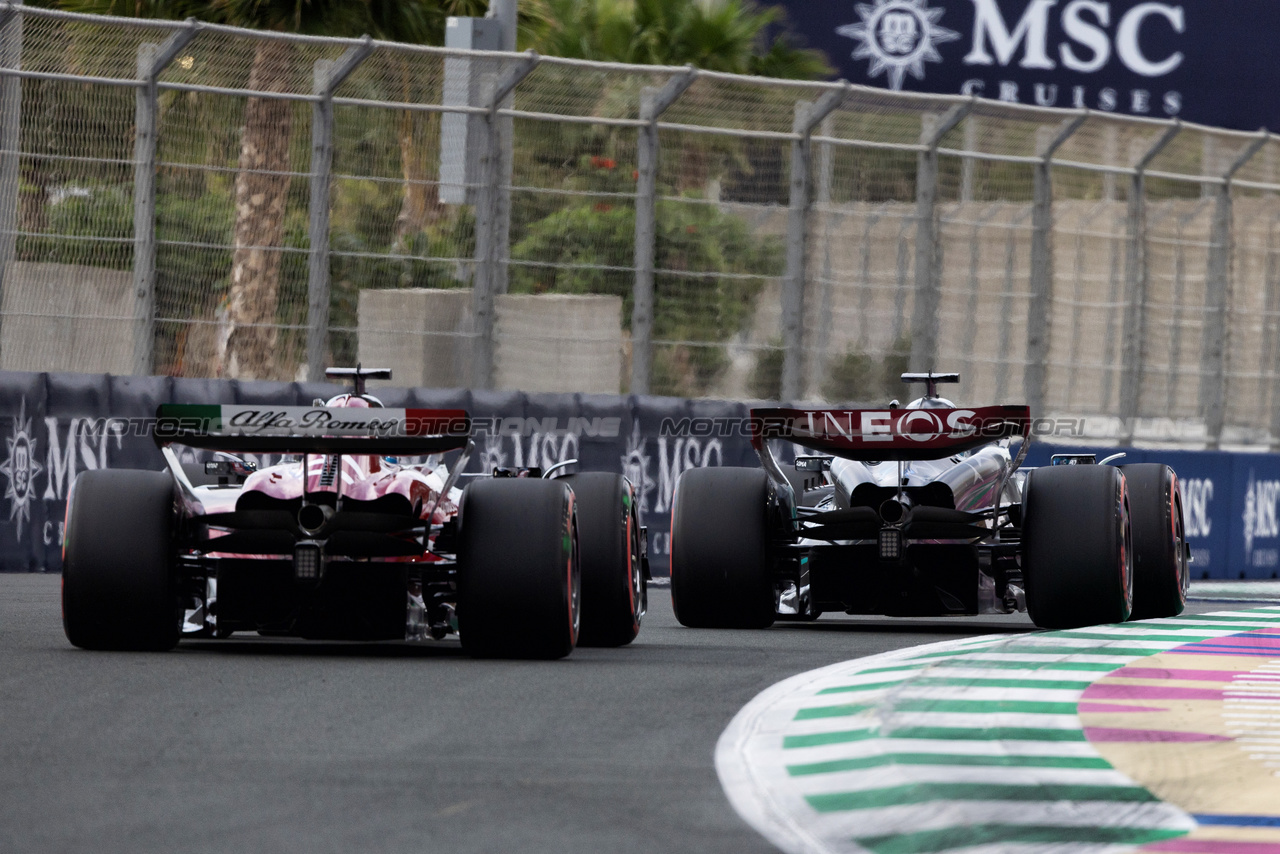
top-left (670, 372), bottom-right (1189, 631)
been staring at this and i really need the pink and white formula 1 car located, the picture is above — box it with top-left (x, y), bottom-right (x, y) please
top-left (61, 368), bottom-right (647, 659)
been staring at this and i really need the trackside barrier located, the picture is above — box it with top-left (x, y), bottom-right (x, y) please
top-left (0, 369), bottom-right (1276, 579)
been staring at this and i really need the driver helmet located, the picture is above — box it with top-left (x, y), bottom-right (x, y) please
top-left (323, 392), bottom-right (384, 408)
top-left (905, 395), bottom-right (955, 410)
top-left (320, 393), bottom-right (388, 470)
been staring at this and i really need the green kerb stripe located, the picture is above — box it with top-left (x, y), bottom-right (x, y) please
top-left (1172, 613), bottom-right (1280, 623)
top-left (908, 677), bottom-right (1092, 690)
top-left (781, 726), bottom-right (1086, 748)
top-left (783, 729), bottom-right (876, 748)
top-left (817, 680), bottom-right (913, 695)
top-left (931, 659), bottom-right (1121, 671)
top-left (797, 698), bottom-right (1081, 718)
top-left (883, 726), bottom-right (1087, 742)
top-left (1058, 632), bottom-right (1223, 642)
top-left (912, 645), bottom-right (1166, 659)
top-left (859, 665), bottom-right (931, 675)
top-left (787, 752), bottom-right (1111, 776)
top-left (854, 824), bottom-right (1186, 854)
top-left (807, 782), bottom-right (1156, 813)
top-left (892, 699), bottom-right (1078, 714)
top-left (794, 703), bottom-right (874, 720)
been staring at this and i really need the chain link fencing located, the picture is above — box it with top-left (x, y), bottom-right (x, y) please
top-left (3, 3), bottom-right (1280, 447)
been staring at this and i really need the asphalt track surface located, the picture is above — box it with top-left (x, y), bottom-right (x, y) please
top-left (0, 575), bottom-right (1244, 854)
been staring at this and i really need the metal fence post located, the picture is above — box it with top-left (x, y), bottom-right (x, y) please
top-left (131, 20), bottom-right (199, 376)
top-left (813, 114), bottom-right (836, 394)
top-left (0, 0), bottom-right (22, 364)
top-left (472, 50), bottom-right (537, 390)
top-left (1202, 129), bottom-right (1268, 448)
top-left (911, 100), bottom-right (972, 373)
top-left (492, 0), bottom-right (517, 298)
top-left (1103, 124), bottom-right (1118, 202)
top-left (305, 37), bottom-right (372, 382)
top-left (961, 116), bottom-right (977, 203)
top-left (631, 67), bottom-right (695, 396)
top-left (781, 83), bottom-right (849, 402)
top-left (1025, 112), bottom-right (1086, 416)
top-left (1119, 121), bottom-right (1181, 444)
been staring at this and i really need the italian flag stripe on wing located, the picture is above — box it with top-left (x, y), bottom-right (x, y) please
top-left (157, 404), bottom-right (223, 429)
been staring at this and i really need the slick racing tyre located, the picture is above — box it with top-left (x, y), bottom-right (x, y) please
top-left (670, 467), bottom-right (775, 629)
top-left (62, 469), bottom-right (180, 651)
top-left (1120, 463), bottom-right (1189, 620)
top-left (1022, 465), bottom-right (1133, 630)
top-left (457, 478), bottom-right (580, 659)
top-left (559, 473), bottom-right (645, 647)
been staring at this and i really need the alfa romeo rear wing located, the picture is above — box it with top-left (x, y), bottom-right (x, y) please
top-left (750, 405), bottom-right (1031, 462)
top-left (153, 404), bottom-right (472, 456)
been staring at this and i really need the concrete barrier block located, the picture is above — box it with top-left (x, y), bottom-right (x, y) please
top-left (0, 261), bottom-right (133, 374)
top-left (494, 294), bottom-right (623, 394)
top-left (357, 288), bottom-right (473, 388)
top-left (357, 289), bottom-right (623, 393)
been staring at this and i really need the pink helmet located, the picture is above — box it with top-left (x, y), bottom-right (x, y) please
top-left (322, 393), bottom-right (383, 409)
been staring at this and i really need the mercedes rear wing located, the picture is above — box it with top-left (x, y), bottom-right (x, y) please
top-left (750, 405), bottom-right (1031, 462)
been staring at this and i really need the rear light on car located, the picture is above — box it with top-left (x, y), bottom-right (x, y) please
top-left (294, 542), bottom-right (323, 580)
top-left (878, 528), bottom-right (902, 561)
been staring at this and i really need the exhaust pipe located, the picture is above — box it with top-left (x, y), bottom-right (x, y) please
top-left (297, 503), bottom-right (333, 535)
top-left (879, 499), bottom-right (907, 526)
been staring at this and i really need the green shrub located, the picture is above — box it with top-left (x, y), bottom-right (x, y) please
top-left (821, 336), bottom-right (913, 404)
top-left (510, 178), bottom-right (783, 396)
top-left (749, 340), bottom-right (783, 400)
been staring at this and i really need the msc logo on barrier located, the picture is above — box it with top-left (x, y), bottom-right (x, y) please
top-left (836, 0), bottom-right (1186, 116)
top-left (0, 399), bottom-right (126, 544)
top-left (0, 401), bottom-right (43, 541)
top-left (620, 422), bottom-right (722, 560)
top-left (1182, 477), bottom-right (1213, 569)
top-left (1243, 470), bottom-right (1280, 569)
top-left (838, 0), bottom-right (961, 90)
top-left (1184, 477), bottom-right (1214, 538)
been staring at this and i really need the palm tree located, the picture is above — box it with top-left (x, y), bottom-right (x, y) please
top-left (535, 0), bottom-right (831, 192)
top-left (537, 0), bottom-right (831, 78)
top-left (367, 1), bottom-right (550, 246)
top-left (54, 0), bottom-right (444, 379)
top-left (56, 0), bottom-right (556, 376)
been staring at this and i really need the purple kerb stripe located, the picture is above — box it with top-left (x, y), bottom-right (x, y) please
top-left (1109, 667), bottom-right (1252, 682)
top-left (1076, 702), bottom-right (1169, 713)
top-left (1142, 840), bottom-right (1280, 853)
top-left (1084, 684), bottom-right (1225, 701)
top-left (1083, 727), bottom-right (1232, 743)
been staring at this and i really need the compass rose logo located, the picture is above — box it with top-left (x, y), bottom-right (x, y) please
top-left (0, 399), bottom-right (43, 541)
top-left (620, 422), bottom-right (655, 520)
top-left (837, 0), bottom-right (960, 91)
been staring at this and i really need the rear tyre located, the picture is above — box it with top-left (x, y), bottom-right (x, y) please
top-left (1121, 464), bottom-right (1188, 620)
top-left (457, 479), bottom-right (579, 659)
top-left (62, 469), bottom-right (180, 651)
top-left (1023, 465), bottom-right (1133, 630)
top-left (559, 473), bottom-right (645, 647)
top-left (670, 467), bottom-right (775, 629)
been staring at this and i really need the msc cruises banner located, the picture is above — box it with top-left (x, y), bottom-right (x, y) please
top-left (775, 0), bottom-right (1279, 131)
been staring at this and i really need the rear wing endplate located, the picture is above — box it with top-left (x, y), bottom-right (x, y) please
top-left (154, 404), bottom-right (472, 455)
top-left (750, 405), bottom-right (1031, 462)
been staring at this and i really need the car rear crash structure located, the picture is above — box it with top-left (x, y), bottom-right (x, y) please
top-left (61, 368), bottom-right (647, 659)
top-left (670, 373), bottom-right (1189, 631)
